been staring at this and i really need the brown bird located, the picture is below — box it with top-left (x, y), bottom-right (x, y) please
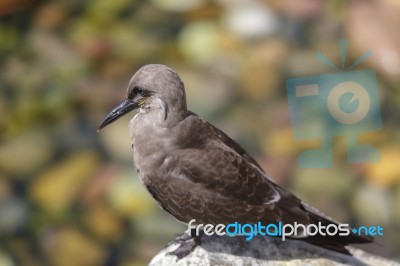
top-left (98, 64), bottom-right (373, 258)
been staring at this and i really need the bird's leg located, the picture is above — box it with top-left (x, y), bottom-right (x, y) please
top-left (166, 229), bottom-right (203, 260)
top-left (167, 231), bottom-right (194, 246)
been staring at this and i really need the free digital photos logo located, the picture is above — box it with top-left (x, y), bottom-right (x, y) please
top-left (286, 39), bottom-right (382, 168)
top-left (187, 219), bottom-right (383, 241)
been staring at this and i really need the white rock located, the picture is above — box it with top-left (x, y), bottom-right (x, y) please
top-left (150, 234), bottom-right (399, 266)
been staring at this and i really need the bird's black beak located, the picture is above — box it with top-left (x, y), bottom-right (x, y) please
top-left (98, 99), bottom-right (139, 131)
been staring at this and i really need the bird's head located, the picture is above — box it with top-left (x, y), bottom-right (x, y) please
top-left (98, 64), bottom-right (187, 131)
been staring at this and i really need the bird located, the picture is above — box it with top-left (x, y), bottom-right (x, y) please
top-left (98, 64), bottom-right (373, 259)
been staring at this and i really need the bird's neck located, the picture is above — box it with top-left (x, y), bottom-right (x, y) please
top-left (139, 99), bottom-right (187, 128)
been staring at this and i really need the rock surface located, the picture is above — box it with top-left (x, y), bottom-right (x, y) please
top-left (149, 233), bottom-right (399, 266)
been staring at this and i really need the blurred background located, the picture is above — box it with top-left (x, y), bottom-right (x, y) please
top-left (1, 0), bottom-right (400, 265)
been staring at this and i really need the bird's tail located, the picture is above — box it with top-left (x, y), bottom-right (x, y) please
top-left (300, 203), bottom-right (374, 255)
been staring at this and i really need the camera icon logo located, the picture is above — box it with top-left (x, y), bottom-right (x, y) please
top-left (286, 40), bottom-right (382, 168)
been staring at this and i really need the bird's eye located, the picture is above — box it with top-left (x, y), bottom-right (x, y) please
top-left (128, 86), bottom-right (145, 99)
top-left (134, 86), bottom-right (143, 94)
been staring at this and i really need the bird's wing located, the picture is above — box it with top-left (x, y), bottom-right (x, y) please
top-left (171, 123), bottom-right (278, 205)
top-left (165, 116), bottom-right (312, 225)
top-left (162, 115), bottom-right (373, 251)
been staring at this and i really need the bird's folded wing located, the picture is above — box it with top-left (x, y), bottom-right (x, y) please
top-left (168, 118), bottom-right (284, 206)
top-left (170, 146), bottom-right (279, 206)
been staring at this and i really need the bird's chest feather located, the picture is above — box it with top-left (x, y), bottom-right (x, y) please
top-left (129, 114), bottom-right (179, 183)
